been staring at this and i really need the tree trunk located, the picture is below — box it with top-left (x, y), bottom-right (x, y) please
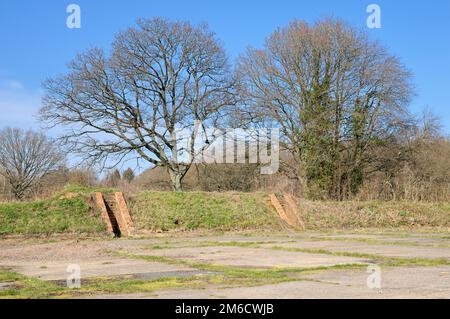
top-left (11, 183), bottom-right (25, 201)
top-left (169, 170), bottom-right (184, 192)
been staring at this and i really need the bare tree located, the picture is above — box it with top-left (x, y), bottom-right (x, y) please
top-left (237, 18), bottom-right (413, 199)
top-left (0, 128), bottom-right (65, 200)
top-left (40, 17), bottom-right (236, 191)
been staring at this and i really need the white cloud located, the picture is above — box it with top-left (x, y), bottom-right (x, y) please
top-left (0, 80), bottom-right (42, 129)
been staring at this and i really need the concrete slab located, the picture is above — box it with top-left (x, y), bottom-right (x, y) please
top-left (2, 232), bottom-right (449, 299)
top-left (309, 233), bottom-right (450, 247)
top-left (0, 257), bottom-right (198, 281)
top-left (153, 266), bottom-right (450, 299)
top-left (259, 241), bottom-right (450, 260)
top-left (142, 246), bottom-right (367, 268)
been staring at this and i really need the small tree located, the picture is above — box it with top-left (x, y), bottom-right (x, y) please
top-left (123, 168), bottom-right (135, 183)
top-left (0, 128), bottom-right (65, 200)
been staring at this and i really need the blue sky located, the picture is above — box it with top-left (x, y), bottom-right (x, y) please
top-left (0, 0), bottom-right (449, 133)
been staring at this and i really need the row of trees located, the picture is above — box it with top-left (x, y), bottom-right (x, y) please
top-left (39, 17), bottom-right (417, 198)
top-left (1, 124), bottom-right (449, 201)
top-left (2, 17), bottom-right (447, 201)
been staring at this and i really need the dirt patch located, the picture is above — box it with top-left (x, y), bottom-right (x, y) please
top-left (0, 239), bottom-right (110, 263)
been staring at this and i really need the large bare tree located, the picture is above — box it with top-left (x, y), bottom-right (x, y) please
top-left (237, 18), bottom-right (413, 199)
top-left (0, 128), bottom-right (65, 200)
top-left (40, 18), bottom-right (235, 191)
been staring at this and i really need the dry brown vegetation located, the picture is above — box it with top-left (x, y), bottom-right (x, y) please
top-left (132, 136), bottom-right (450, 202)
top-left (2, 135), bottom-right (449, 203)
top-left (299, 200), bottom-right (450, 230)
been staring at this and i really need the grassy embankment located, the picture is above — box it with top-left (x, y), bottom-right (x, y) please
top-left (131, 192), bottom-right (449, 231)
top-left (1, 185), bottom-right (449, 235)
top-left (0, 188), bottom-right (281, 235)
top-left (300, 200), bottom-right (450, 229)
top-left (0, 196), bottom-right (105, 236)
top-left (0, 185), bottom-right (117, 236)
top-left (130, 191), bottom-right (281, 232)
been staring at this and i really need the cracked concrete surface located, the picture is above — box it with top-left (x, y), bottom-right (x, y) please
top-left (0, 231), bottom-right (449, 298)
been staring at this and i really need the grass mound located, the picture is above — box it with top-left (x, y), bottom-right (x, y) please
top-left (131, 192), bottom-right (281, 232)
top-left (0, 193), bottom-right (106, 235)
top-left (300, 200), bottom-right (450, 229)
top-left (52, 184), bottom-right (118, 197)
top-left (2, 184), bottom-right (448, 236)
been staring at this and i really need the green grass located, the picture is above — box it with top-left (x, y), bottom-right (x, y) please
top-left (0, 268), bottom-right (211, 299)
top-left (0, 269), bottom-right (66, 299)
top-left (131, 191), bottom-right (281, 232)
top-left (0, 194), bottom-right (106, 235)
top-left (53, 184), bottom-right (118, 197)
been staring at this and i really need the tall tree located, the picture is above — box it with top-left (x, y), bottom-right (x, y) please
top-left (40, 17), bottom-right (236, 191)
top-left (0, 128), bottom-right (65, 200)
top-left (237, 18), bottom-right (413, 199)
